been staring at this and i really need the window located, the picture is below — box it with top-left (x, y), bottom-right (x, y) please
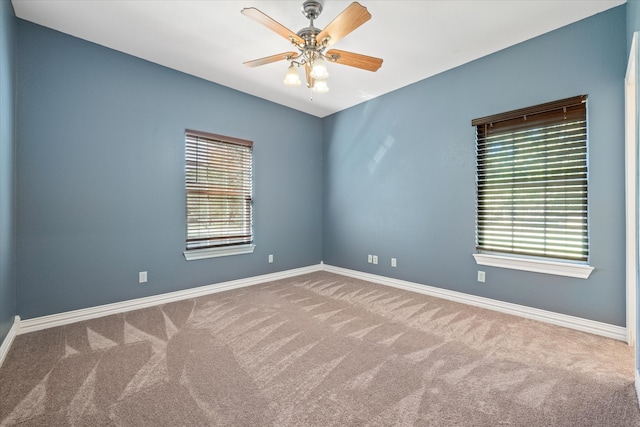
top-left (184, 130), bottom-right (254, 260)
top-left (472, 95), bottom-right (593, 278)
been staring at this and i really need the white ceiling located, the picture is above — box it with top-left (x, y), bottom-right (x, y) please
top-left (12, 0), bottom-right (625, 118)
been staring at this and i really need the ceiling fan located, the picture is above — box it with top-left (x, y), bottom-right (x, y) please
top-left (241, 1), bottom-right (383, 94)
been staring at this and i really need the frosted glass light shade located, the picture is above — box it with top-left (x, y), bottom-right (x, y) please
top-left (310, 56), bottom-right (329, 80)
top-left (283, 64), bottom-right (301, 87)
top-left (312, 78), bottom-right (329, 94)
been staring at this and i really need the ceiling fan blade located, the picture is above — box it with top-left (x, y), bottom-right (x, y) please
top-left (325, 49), bottom-right (383, 72)
top-left (243, 52), bottom-right (298, 67)
top-left (316, 2), bottom-right (371, 47)
top-left (241, 7), bottom-right (304, 45)
top-left (305, 62), bottom-right (314, 88)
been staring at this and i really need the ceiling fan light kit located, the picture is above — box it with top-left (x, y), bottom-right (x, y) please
top-left (284, 63), bottom-right (302, 87)
top-left (309, 55), bottom-right (329, 80)
top-left (312, 78), bottom-right (329, 94)
top-left (242, 1), bottom-right (383, 96)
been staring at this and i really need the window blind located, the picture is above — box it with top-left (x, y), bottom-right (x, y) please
top-left (185, 130), bottom-right (253, 251)
top-left (472, 95), bottom-right (588, 262)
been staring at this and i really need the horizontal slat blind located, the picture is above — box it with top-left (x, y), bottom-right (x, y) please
top-left (474, 95), bottom-right (588, 262)
top-left (185, 130), bottom-right (253, 251)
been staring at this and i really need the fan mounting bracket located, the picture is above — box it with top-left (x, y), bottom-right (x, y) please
top-left (301, 0), bottom-right (322, 21)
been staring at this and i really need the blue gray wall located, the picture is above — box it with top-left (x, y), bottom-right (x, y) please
top-left (0, 0), bottom-right (17, 345)
top-left (323, 6), bottom-right (627, 326)
top-left (16, 21), bottom-right (323, 319)
top-left (628, 0), bottom-right (640, 52)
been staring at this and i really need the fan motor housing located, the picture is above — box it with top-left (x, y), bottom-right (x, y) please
top-left (297, 26), bottom-right (320, 42)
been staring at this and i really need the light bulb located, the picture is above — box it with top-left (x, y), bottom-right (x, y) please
top-left (283, 64), bottom-right (301, 87)
top-left (310, 56), bottom-right (329, 80)
top-left (312, 78), bottom-right (329, 94)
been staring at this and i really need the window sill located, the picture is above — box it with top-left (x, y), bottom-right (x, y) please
top-left (473, 253), bottom-right (594, 279)
top-left (184, 244), bottom-right (256, 261)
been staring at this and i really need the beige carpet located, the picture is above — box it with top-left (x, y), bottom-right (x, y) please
top-left (0, 271), bottom-right (638, 426)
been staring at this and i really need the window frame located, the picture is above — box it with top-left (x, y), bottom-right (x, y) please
top-left (183, 129), bottom-right (255, 261)
top-left (472, 96), bottom-right (593, 278)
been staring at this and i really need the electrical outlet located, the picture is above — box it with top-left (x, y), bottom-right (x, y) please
top-left (372, 255), bottom-right (378, 265)
top-left (391, 257), bottom-right (397, 267)
top-left (268, 254), bottom-right (273, 263)
top-left (477, 271), bottom-right (486, 283)
top-left (368, 254), bottom-right (373, 263)
top-left (139, 271), bottom-right (147, 284)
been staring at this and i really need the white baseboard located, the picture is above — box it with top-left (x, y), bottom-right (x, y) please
top-left (0, 316), bottom-right (20, 368)
top-left (16, 262), bottom-right (627, 343)
top-left (19, 265), bottom-right (322, 334)
top-left (323, 265), bottom-right (628, 342)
